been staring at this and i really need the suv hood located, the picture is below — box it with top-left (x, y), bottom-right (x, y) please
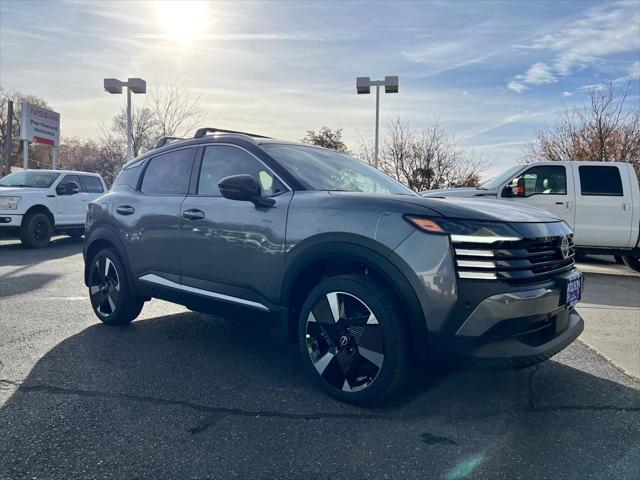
top-left (395, 196), bottom-right (561, 223)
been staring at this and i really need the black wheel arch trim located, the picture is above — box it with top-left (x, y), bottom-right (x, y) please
top-left (83, 226), bottom-right (133, 288)
top-left (282, 234), bottom-right (430, 359)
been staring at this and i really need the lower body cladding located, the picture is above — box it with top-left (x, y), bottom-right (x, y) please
top-left (434, 270), bottom-right (584, 368)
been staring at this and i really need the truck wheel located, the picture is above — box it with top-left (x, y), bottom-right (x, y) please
top-left (622, 256), bottom-right (640, 273)
top-left (298, 274), bottom-right (410, 405)
top-left (88, 248), bottom-right (144, 325)
top-left (19, 212), bottom-right (52, 248)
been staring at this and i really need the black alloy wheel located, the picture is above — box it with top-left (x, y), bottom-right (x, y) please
top-left (88, 248), bottom-right (144, 325)
top-left (299, 275), bottom-right (409, 405)
top-left (20, 212), bottom-right (52, 248)
top-left (90, 255), bottom-right (121, 317)
top-left (305, 291), bottom-right (384, 392)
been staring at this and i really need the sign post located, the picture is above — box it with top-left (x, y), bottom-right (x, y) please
top-left (20, 103), bottom-right (61, 170)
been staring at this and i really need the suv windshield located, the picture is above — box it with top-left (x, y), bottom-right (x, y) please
top-left (0, 171), bottom-right (60, 188)
top-left (261, 144), bottom-right (416, 196)
top-left (479, 165), bottom-right (522, 190)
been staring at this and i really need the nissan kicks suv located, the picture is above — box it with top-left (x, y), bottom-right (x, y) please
top-left (83, 128), bottom-right (584, 405)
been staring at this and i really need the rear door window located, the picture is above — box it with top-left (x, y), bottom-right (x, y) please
top-left (140, 148), bottom-right (195, 195)
top-left (79, 176), bottom-right (104, 193)
top-left (578, 165), bottom-right (623, 196)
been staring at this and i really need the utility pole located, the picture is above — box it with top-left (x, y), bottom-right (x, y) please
top-left (1, 100), bottom-right (13, 176)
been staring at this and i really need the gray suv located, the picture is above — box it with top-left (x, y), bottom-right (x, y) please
top-left (83, 128), bottom-right (584, 405)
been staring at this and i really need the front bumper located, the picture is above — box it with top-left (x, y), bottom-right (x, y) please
top-left (0, 214), bottom-right (22, 227)
top-left (434, 269), bottom-right (584, 367)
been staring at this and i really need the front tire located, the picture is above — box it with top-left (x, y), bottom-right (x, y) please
top-left (298, 274), bottom-right (410, 405)
top-left (622, 255), bottom-right (640, 273)
top-left (20, 212), bottom-right (52, 248)
top-left (88, 248), bottom-right (144, 325)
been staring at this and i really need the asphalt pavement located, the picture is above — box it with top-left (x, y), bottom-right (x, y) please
top-left (0, 238), bottom-right (639, 479)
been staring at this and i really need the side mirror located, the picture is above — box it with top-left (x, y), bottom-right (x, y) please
top-left (56, 181), bottom-right (80, 196)
top-left (502, 177), bottom-right (525, 198)
top-left (218, 174), bottom-right (275, 207)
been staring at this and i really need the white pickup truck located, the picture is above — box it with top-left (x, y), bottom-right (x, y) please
top-left (0, 169), bottom-right (107, 248)
top-left (423, 161), bottom-right (640, 272)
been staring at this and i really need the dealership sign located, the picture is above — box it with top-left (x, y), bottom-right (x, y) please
top-left (20, 103), bottom-right (60, 146)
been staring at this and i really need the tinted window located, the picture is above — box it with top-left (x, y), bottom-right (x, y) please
top-left (140, 149), bottom-right (194, 195)
top-left (579, 166), bottom-right (623, 196)
top-left (80, 176), bottom-right (104, 193)
top-left (261, 144), bottom-right (416, 196)
top-left (197, 145), bottom-right (286, 196)
top-left (520, 165), bottom-right (566, 196)
top-left (113, 163), bottom-right (142, 189)
top-left (61, 174), bottom-right (81, 186)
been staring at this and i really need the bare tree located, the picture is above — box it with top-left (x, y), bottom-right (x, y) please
top-left (301, 127), bottom-right (351, 154)
top-left (360, 117), bottom-right (485, 192)
top-left (148, 78), bottom-right (207, 138)
top-left (524, 82), bottom-right (640, 176)
top-left (1, 86), bottom-right (52, 171)
top-left (112, 105), bottom-right (157, 157)
top-left (58, 136), bottom-right (123, 187)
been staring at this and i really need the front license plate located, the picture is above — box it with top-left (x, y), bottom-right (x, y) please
top-left (566, 275), bottom-right (582, 307)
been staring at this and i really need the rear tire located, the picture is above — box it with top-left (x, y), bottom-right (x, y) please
top-left (622, 255), bottom-right (640, 273)
top-left (298, 274), bottom-right (410, 405)
top-left (88, 248), bottom-right (144, 325)
top-left (20, 212), bottom-right (52, 248)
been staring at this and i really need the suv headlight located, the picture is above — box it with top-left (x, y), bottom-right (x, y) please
top-left (405, 216), bottom-right (522, 243)
top-left (0, 196), bottom-right (20, 210)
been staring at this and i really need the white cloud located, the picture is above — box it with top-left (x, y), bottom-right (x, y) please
top-left (507, 62), bottom-right (557, 92)
top-left (562, 91), bottom-right (572, 97)
top-left (508, 2), bottom-right (640, 93)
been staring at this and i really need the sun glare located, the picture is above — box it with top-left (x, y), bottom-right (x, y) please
top-left (155, 1), bottom-right (209, 46)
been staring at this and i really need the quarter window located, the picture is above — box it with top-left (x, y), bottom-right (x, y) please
top-left (79, 176), bottom-right (104, 193)
top-left (197, 145), bottom-right (286, 196)
top-left (579, 166), bottom-right (623, 196)
top-left (140, 148), bottom-right (195, 195)
top-left (520, 165), bottom-right (567, 196)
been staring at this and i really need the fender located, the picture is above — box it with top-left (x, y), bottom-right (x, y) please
top-left (281, 234), bottom-right (429, 355)
top-left (83, 225), bottom-right (133, 288)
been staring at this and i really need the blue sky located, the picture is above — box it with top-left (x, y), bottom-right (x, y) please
top-left (1, 0), bottom-right (638, 175)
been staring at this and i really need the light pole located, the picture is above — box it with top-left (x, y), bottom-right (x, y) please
top-left (103, 77), bottom-right (147, 161)
top-left (356, 76), bottom-right (398, 169)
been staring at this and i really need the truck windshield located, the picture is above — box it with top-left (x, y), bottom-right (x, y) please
top-left (479, 165), bottom-right (522, 190)
top-left (261, 144), bottom-right (417, 196)
top-left (0, 171), bottom-right (60, 188)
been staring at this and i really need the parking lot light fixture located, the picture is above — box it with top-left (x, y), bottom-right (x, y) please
top-left (356, 75), bottom-right (399, 169)
top-left (103, 77), bottom-right (147, 161)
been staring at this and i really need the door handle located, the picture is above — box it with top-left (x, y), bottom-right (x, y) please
top-left (182, 209), bottom-right (205, 220)
top-left (116, 205), bottom-right (135, 216)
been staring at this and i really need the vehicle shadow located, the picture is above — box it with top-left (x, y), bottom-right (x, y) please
top-left (0, 272), bottom-right (60, 298)
top-left (0, 236), bottom-right (83, 267)
top-left (0, 311), bottom-right (638, 479)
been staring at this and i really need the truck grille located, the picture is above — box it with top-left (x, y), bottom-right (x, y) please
top-left (452, 235), bottom-right (575, 283)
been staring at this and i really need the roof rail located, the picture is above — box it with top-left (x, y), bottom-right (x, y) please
top-left (193, 128), bottom-right (271, 139)
top-left (152, 136), bottom-right (185, 149)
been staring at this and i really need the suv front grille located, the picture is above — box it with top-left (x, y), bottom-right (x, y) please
top-left (452, 235), bottom-right (575, 283)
